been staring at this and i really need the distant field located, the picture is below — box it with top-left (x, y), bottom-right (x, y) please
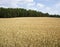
top-left (0, 17), bottom-right (60, 47)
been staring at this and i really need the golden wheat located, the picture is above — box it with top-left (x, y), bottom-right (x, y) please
top-left (0, 17), bottom-right (60, 47)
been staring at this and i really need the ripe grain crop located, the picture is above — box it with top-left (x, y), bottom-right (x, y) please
top-left (0, 17), bottom-right (60, 47)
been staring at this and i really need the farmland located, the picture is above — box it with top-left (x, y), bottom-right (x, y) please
top-left (0, 17), bottom-right (60, 47)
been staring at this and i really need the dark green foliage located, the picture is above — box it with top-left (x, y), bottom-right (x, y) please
top-left (0, 7), bottom-right (60, 18)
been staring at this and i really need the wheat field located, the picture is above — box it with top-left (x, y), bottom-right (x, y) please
top-left (0, 17), bottom-right (60, 47)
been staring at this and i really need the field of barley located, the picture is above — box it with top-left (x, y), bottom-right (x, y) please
top-left (0, 17), bottom-right (60, 47)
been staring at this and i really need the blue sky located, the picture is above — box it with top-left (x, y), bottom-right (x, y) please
top-left (0, 0), bottom-right (60, 15)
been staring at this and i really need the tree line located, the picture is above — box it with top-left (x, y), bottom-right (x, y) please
top-left (0, 7), bottom-right (60, 18)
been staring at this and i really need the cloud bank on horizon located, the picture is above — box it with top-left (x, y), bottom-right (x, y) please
top-left (0, 0), bottom-right (60, 15)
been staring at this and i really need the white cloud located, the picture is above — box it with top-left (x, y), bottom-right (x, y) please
top-left (0, 0), bottom-right (60, 15)
top-left (0, 0), bottom-right (19, 8)
top-left (0, 0), bottom-right (34, 8)
top-left (37, 3), bottom-right (45, 8)
top-left (20, 0), bottom-right (33, 2)
top-left (35, 3), bottom-right (59, 15)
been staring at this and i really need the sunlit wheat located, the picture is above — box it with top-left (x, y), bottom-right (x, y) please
top-left (0, 17), bottom-right (60, 47)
